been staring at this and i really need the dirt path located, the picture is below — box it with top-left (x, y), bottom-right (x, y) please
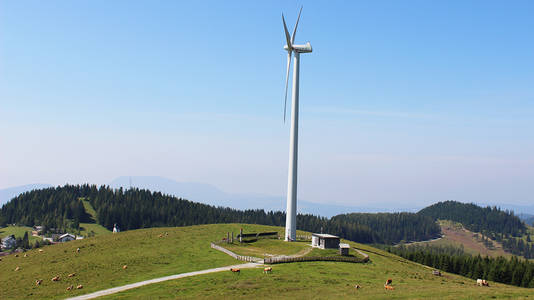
top-left (66, 263), bottom-right (261, 300)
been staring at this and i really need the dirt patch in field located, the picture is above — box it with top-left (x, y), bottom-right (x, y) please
top-left (433, 225), bottom-right (509, 258)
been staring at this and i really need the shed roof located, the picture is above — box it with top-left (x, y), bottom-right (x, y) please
top-left (312, 233), bottom-right (339, 239)
top-left (59, 233), bottom-right (75, 239)
top-left (339, 243), bottom-right (350, 248)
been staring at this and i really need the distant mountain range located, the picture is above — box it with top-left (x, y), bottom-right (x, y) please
top-left (3, 177), bottom-right (534, 219)
top-left (108, 176), bottom-right (397, 217)
top-left (518, 213), bottom-right (534, 226)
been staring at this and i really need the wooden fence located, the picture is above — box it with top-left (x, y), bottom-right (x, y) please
top-left (210, 242), bottom-right (262, 263)
top-left (264, 255), bottom-right (369, 264)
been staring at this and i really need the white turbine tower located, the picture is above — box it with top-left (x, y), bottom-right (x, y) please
top-left (282, 7), bottom-right (312, 241)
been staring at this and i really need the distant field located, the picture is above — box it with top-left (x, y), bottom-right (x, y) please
top-left (412, 220), bottom-right (511, 258)
top-left (79, 199), bottom-right (110, 237)
top-left (79, 223), bottom-right (111, 237)
top-left (0, 225), bottom-right (41, 243)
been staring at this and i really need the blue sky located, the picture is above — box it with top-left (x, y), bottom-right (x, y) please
top-left (1, 1), bottom-right (533, 208)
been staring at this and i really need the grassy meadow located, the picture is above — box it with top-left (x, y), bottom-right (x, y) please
top-left (0, 223), bottom-right (272, 299)
top-left (101, 239), bottom-right (533, 300)
top-left (1, 223), bottom-right (533, 299)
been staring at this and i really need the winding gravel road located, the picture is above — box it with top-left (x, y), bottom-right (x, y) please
top-left (66, 262), bottom-right (261, 300)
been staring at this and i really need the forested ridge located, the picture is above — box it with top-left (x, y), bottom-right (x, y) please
top-left (417, 200), bottom-right (533, 258)
top-left (418, 200), bottom-right (526, 237)
top-left (0, 185), bottom-right (439, 245)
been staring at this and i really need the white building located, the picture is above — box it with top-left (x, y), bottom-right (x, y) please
top-left (58, 233), bottom-right (76, 243)
top-left (1, 235), bottom-right (16, 250)
top-left (311, 233), bottom-right (340, 249)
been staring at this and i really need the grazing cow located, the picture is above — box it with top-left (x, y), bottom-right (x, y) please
top-left (24, 253), bottom-right (28, 258)
top-left (385, 279), bottom-right (393, 286)
top-left (230, 268), bottom-right (240, 275)
top-left (15, 254), bottom-right (19, 257)
top-left (68, 273), bottom-right (76, 277)
top-left (77, 285), bottom-right (83, 289)
top-left (263, 267), bottom-right (272, 274)
top-left (35, 280), bottom-right (43, 286)
top-left (354, 284), bottom-right (361, 289)
top-left (477, 279), bottom-right (489, 286)
top-left (384, 285), bottom-right (395, 290)
top-left (14, 266), bottom-right (20, 271)
top-left (123, 265), bottom-right (128, 270)
top-left (66, 285), bottom-right (73, 291)
top-left (158, 234), bottom-right (163, 238)
top-left (38, 249), bottom-right (44, 253)
top-left (76, 248), bottom-right (80, 253)
top-left (52, 276), bottom-right (60, 282)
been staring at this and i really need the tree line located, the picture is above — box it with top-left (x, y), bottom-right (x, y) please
top-left (0, 184), bottom-right (440, 245)
top-left (385, 244), bottom-right (534, 288)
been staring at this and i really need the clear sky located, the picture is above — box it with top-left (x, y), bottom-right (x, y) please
top-left (1, 1), bottom-right (533, 208)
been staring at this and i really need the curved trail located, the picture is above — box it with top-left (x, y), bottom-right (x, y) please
top-left (66, 263), bottom-right (261, 300)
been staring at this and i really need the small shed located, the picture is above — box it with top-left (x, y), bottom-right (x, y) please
top-left (311, 233), bottom-right (340, 249)
top-left (339, 243), bottom-right (350, 256)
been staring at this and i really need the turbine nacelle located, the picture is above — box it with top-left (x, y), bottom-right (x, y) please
top-left (284, 42), bottom-right (312, 53)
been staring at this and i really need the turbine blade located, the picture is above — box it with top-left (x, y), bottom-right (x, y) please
top-left (282, 14), bottom-right (292, 49)
top-left (291, 6), bottom-right (303, 44)
top-left (284, 52), bottom-right (291, 123)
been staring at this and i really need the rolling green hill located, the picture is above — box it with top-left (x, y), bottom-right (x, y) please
top-left (0, 184), bottom-right (441, 245)
top-left (0, 224), bottom-right (532, 300)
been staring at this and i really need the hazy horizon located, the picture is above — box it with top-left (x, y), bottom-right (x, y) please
top-left (1, 1), bottom-right (534, 209)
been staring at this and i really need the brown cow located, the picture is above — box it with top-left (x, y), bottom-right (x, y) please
top-left (77, 285), bottom-right (83, 289)
top-left (35, 280), bottom-right (43, 286)
top-left (230, 268), bottom-right (240, 275)
top-left (52, 276), bottom-right (60, 282)
top-left (123, 265), bottom-right (128, 270)
top-left (263, 267), bottom-right (272, 274)
top-left (384, 285), bottom-right (395, 290)
top-left (14, 266), bottom-right (20, 271)
top-left (66, 285), bottom-right (73, 291)
top-left (68, 273), bottom-right (76, 278)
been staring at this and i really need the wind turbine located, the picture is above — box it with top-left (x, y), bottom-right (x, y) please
top-left (282, 7), bottom-right (312, 241)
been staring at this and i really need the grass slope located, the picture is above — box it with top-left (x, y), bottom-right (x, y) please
top-left (103, 238), bottom-right (533, 300)
top-left (0, 223), bottom-right (266, 299)
top-left (79, 199), bottom-right (110, 237)
top-left (1, 224), bottom-right (532, 300)
top-left (0, 225), bottom-right (41, 243)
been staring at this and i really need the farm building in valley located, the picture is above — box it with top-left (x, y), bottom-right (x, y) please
top-left (311, 233), bottom-right (340, 249)
top-left (1, 235), bottom-right (16, 250)
top-left (58, 233), bottom-right (76, 243)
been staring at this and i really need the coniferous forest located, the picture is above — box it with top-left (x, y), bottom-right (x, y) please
top-left (0, 184), bottom-right (439, 245)
top-left (418, 200), bottom-right (532, 258)
top-left (386, 244), bottom-right (534, 288)
top-left (418, 200), bottom-right (526, 237)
